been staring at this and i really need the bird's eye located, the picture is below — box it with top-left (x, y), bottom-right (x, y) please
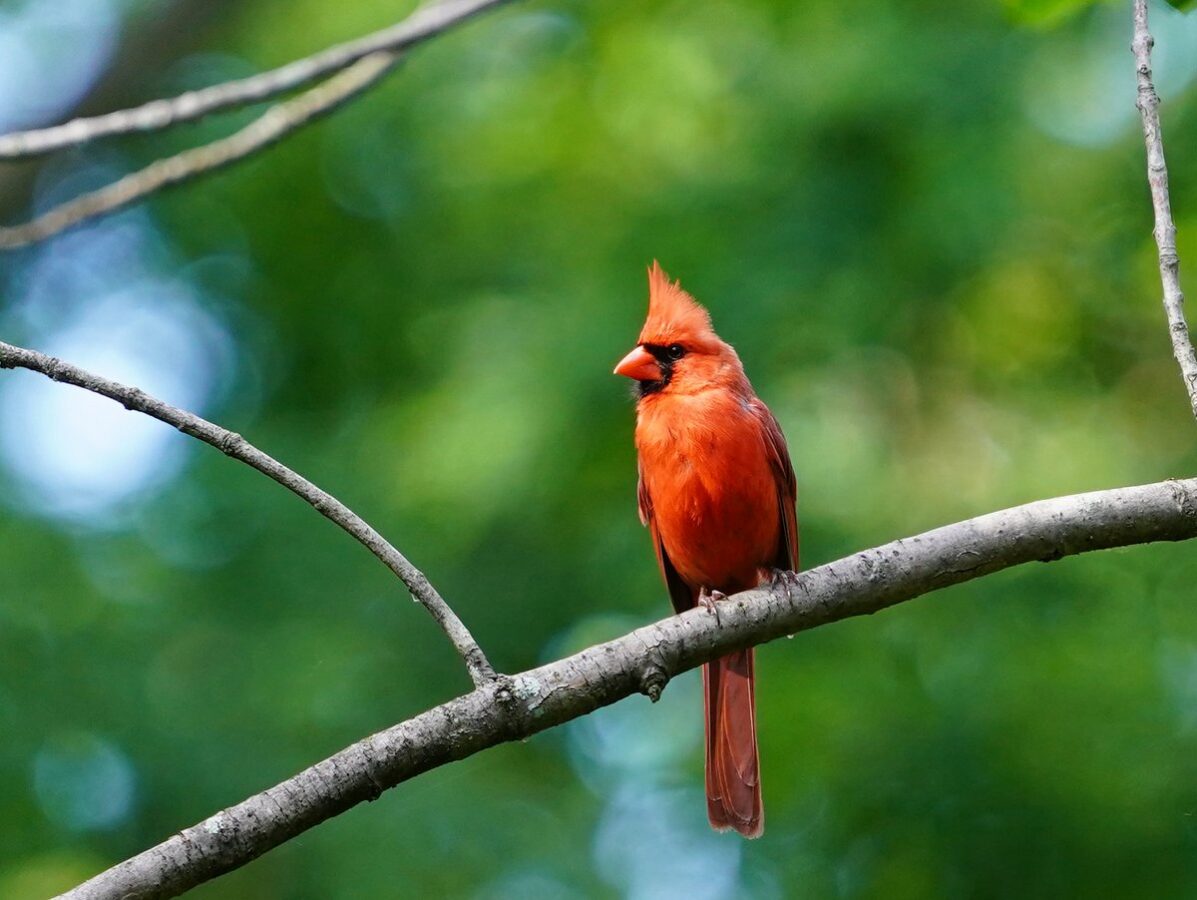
top-left (666, 344), bottom-right (686, 360)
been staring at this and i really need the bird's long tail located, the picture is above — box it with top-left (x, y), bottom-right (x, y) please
top-left (703, 648), bottom-right (763, 837)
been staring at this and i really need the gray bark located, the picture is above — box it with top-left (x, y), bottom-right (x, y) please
top-left (0, 54), bottom-right (400, 249)
top-left (1133, 0), bottom-right (1197, 420)
top-left (0, 0), bottom-right (513, 159)
top-left (58, 477), bottom-right (1197, 900)
top-left (0, 339), bottom-right (495, 686)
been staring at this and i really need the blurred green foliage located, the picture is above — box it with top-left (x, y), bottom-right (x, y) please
top-left (3, 0), bottom-right (1197, 897)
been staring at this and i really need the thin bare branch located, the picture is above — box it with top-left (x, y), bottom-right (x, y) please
top-left (58, 476), bottom-right (1197, 900)
top-left (0, 0), bottom-right (511, 160)
top-left (1133, 0), bottom-right (1197, 420)
top-left (0, 52), bottom-right (398, 250)
top-left (0, 339), bottom-right (496, 686)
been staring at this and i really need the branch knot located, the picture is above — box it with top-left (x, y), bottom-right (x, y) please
top-left (1167, 479), bottom-right (1197, 522)
top-left (638, 651), bottom-right (670, 703)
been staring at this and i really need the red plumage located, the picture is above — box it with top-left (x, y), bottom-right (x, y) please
top-left (615, 262), bottom-right (799, 838)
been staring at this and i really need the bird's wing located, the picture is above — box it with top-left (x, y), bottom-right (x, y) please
top-left (638, 464), bottom-right (695, 614)
top-left (752, 400), bottom-right (800, 572)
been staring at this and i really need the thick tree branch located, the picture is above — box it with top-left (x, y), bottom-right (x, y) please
top-left (59, 477), bottom-right (1197, 900)
top-left (0, 339), bottom-right (496, 686)
top-left (0, 53), bottom-right (398, 250)
top-left (1133, 0), bottom-right (1197, 421)
top-left (0, 0), bottom-right (511, 160)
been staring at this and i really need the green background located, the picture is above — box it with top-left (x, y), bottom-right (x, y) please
top-left (3, 0), bottom-right (1197, 896)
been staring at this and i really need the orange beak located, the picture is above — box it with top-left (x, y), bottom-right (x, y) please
top-left (614, 345), bottom-right (661, 381)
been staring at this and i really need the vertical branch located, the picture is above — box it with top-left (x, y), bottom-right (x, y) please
top-left (1133, 0), bottom-right (1197, 421)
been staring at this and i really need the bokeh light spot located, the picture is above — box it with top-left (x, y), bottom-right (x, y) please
top-left (0, 0), bottom-right (119, 132)
top-left (0, 286), bottom-right (231, 524)
top-left (33, 732), bottom-right (136, 832)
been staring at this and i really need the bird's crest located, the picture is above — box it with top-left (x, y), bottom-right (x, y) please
top-left (640, 261), bottom-right (714, 345)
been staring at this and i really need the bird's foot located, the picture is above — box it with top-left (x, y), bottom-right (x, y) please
top-left (769, 567), bottom-right (800, 589)
top-left (697, 587), bottom-right (728, 625)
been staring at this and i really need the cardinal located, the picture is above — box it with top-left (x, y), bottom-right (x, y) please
top-left (614, 262), bottom-right (798, 838)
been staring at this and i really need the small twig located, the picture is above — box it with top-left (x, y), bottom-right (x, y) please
top-left (0, 52), bottom-right (398, 250)
top-left (1133, 0), bottom-right (1197, 421)
top-left (0, 0), bottom-right (511, 160)
top-left (0, 339), bottom-right (496, 686)
top-left (57, 476), bottom-right (1197, 900)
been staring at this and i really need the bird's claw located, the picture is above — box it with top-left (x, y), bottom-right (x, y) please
top-left (698, 587), bottom-right (728, 625)
top-left (770, 567), bottom-right (800, 589)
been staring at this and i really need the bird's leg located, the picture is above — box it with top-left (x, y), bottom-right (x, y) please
top-left (697, 586), bottom-right (728, 625)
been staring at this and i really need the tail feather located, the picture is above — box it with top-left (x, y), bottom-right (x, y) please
top-left (703, 648), bottom-right (763, 838)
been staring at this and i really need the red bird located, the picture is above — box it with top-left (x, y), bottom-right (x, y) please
top-left (614, 262), bottom-right (798, 838)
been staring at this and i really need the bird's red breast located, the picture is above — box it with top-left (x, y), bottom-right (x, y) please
top-left (635, 388), bottom-right (785, 593)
